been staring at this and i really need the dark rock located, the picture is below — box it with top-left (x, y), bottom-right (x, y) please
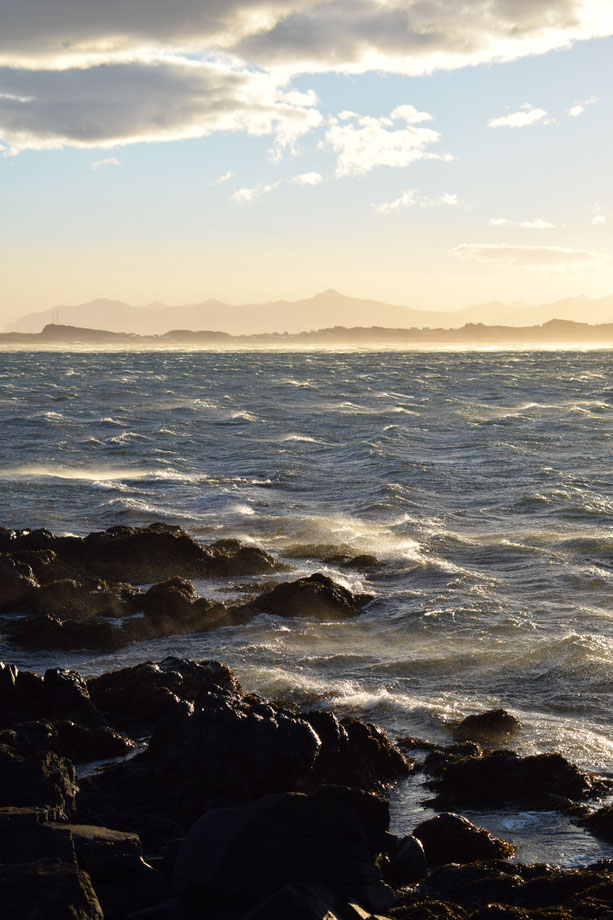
top-left (423, 743), bottom-right (482, 778)
top-left (453, 710), bottom-right (521, 746)
top-left (418, 862), bottom-right (525, 913)
top-left (140, 578), bottom-right (228, 634)
top-left (469, 908), bottom-right (530, 919)
top-left (429, 750), bottom-right (611, 811)
top-left (579, 804), bottom-right (613, 841)
top-left (0, 746), bottom-right (77, 820)
top-left (389, 899), bottom-right (467, 919)
top-left (0, 553), bottom-right (38, 610)
top-left (384, 835), bottom-right (427, 885)
top-left (0, 664), bottom-right (101, 730)
top-left (248, 572), bottom-right (372, 619)
top-left (0, 717), bottom-right (134, 762)
top-left (173, 787), bottom-right (394, 915)
top-left (87, 657), bottom-right (241, 732)
top-left (80, 681), bottom-right (409, 846)
top-left (0, 522), bottom-right (279, 585)
top-left (0, 860), bottom-right (103, 919)
top-left (413, 813), bottom-right (516, 867)
top-left (11, 612), bottom-right (128, 651)
top-left (241, 882), bottom-right (386, 919)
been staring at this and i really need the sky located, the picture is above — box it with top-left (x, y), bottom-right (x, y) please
top-left (1, 0), bottom-right (613, 324)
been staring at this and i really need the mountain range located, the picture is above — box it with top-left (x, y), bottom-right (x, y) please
top-left (7, 289), bottom-right (613, 335)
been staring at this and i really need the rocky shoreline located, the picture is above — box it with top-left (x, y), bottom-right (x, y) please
top-left (1, 524), bottom-right (613, 919)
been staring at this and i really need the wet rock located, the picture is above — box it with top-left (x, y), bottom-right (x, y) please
top-left (0, 664), bottom-right (101, 730)
top-left (0, 806), bottom-right (168, 920)
top-left (304, 712), bottom-right (412, 790)
top-left (412, 813), bottom-right (516, 867)
top-left (0, 553), bottom-right (38, 610)
top-left (206, 538), bottom-right (281, 577)
top-left (87, 657), bottom-right (241, 732)
top-left (173, 787), bottom-right (394, 915)
top-left (423, 743), bottom-right (482, 778)
top-left (0, 746), bottom-right (77, 820)
top-left (81, 679), bottom-right (409, 846)
top-left (11, 612), bottom-right (128, 651)
top-left (384, 834), bottom-right (427, 886)
top-left (453, 710), bottom-right (521, 746)
top-left (140, 578), bottom-right (228, 634)
top-left (429, 750), bottom-right (611, 811)
top-left (579, 804), bottom-right (613, 841)
top-left (418, 862), bottom-right (525, 913)
top-left (389, 898), bottom-right (467, 919)
top-left (0, 718), bottom-right (134, 762)
top-left (248, 572), bottom-right (372, 619)
top-left (0, 523), bottom-right (279, 584)
top-left (0, 860), bottom-right (103, 920)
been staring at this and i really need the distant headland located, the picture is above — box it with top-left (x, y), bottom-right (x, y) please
top-left (3, 318), bottom-right (613, 348)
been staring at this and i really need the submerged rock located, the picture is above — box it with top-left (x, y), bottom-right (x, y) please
top-left (413, 813), bottom-right (516, 867)
top-left (247, 572), bottom-right (372, 619)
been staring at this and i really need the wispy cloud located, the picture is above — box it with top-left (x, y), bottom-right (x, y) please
top-left (212, 170), bottom-right (234, 185)
top-left (489, 217), bottom-right (556, 229)
top-left (230, 181), bottom-right (280, 204)
top-left (568, 96), bottom-right (597, 117)
top-left (488, 105), bottom-right (548, 128)
top-left (452, 243), bottom-right (609, 271)
top-left (322, 105), bottom-right (451, 178)
top-left (375, 189), bottom-right (459, 214)
top-left (291, 171), bottom-right (323, 186)
top-left (91, 156), bottom-right (120, 170)
top-left (592, 203), bottom-right (607, 225)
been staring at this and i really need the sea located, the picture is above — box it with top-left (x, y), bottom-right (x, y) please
top-left (1, 347), bottom-right (612, 866)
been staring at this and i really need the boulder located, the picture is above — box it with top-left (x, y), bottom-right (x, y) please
top-left (429, 750), bottom-right (611, 811)
top-left (453, 710), bottom-right (521, 746)
top-left (579, 804), bottom-right (613, 841)
top-left (87, 657), bottom-right (241, 732)
top-left (173, 787), bottom-right (394, 915)
top-left (0, 664), bottom-right (101, 730)
top-left (383, 834), bottom-right (427, 885)
top-left (0, 719), bottom-right (133, 762)
top-left (0, 747), bottom-right (77, 820)
top-left (413, 813), bottom-right (516, 867)
top-left (81, 685), bottom-right (409, 846)
top-left (248, 572), bottom-right (372, 619)
top-left (139, 578), bottom-right (228, 634)
top-left (0, 553), bottom-right (38, 610)
top-left (0, 860), bottom-right (103, 920)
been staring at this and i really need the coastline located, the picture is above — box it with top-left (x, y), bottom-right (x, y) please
top-left (1, 523), bottom-right (613, 917)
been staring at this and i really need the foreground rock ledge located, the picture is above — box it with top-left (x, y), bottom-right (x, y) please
top-left (1, 657), bottom-right (612, 919)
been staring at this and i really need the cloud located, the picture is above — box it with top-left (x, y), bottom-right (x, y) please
top-left (230, 181), bottom-right (280, 204)
top-left (291, 171), bottom-right (322, 186)
top-left (593, 215), bottom-right (606, 225)
top-left (321, 106), bottom-right (451, 177)
top-left (568, 95), bottom-right (597, 116)
top-left (375, 189), bottom-right (459, 214)
top-left (488, 105), bottom-right (548, 128)
top-left (91, 156), bottom-right (120, 170)
top-left (0, 59), bottom-right (322, 153)
top-left (489, 217), bottom-right (556, 229)
top-left (3, 1), bottom-right (611, 77)
top-left (452, 243), bottom-right (610, 271)
top-left (212, 169), bottom-right (234, 184)
top-left (1, 2), bottom-right (611, 155)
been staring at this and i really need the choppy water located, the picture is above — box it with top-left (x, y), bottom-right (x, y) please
top-left (1, 348), bottom-right (612, 865)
